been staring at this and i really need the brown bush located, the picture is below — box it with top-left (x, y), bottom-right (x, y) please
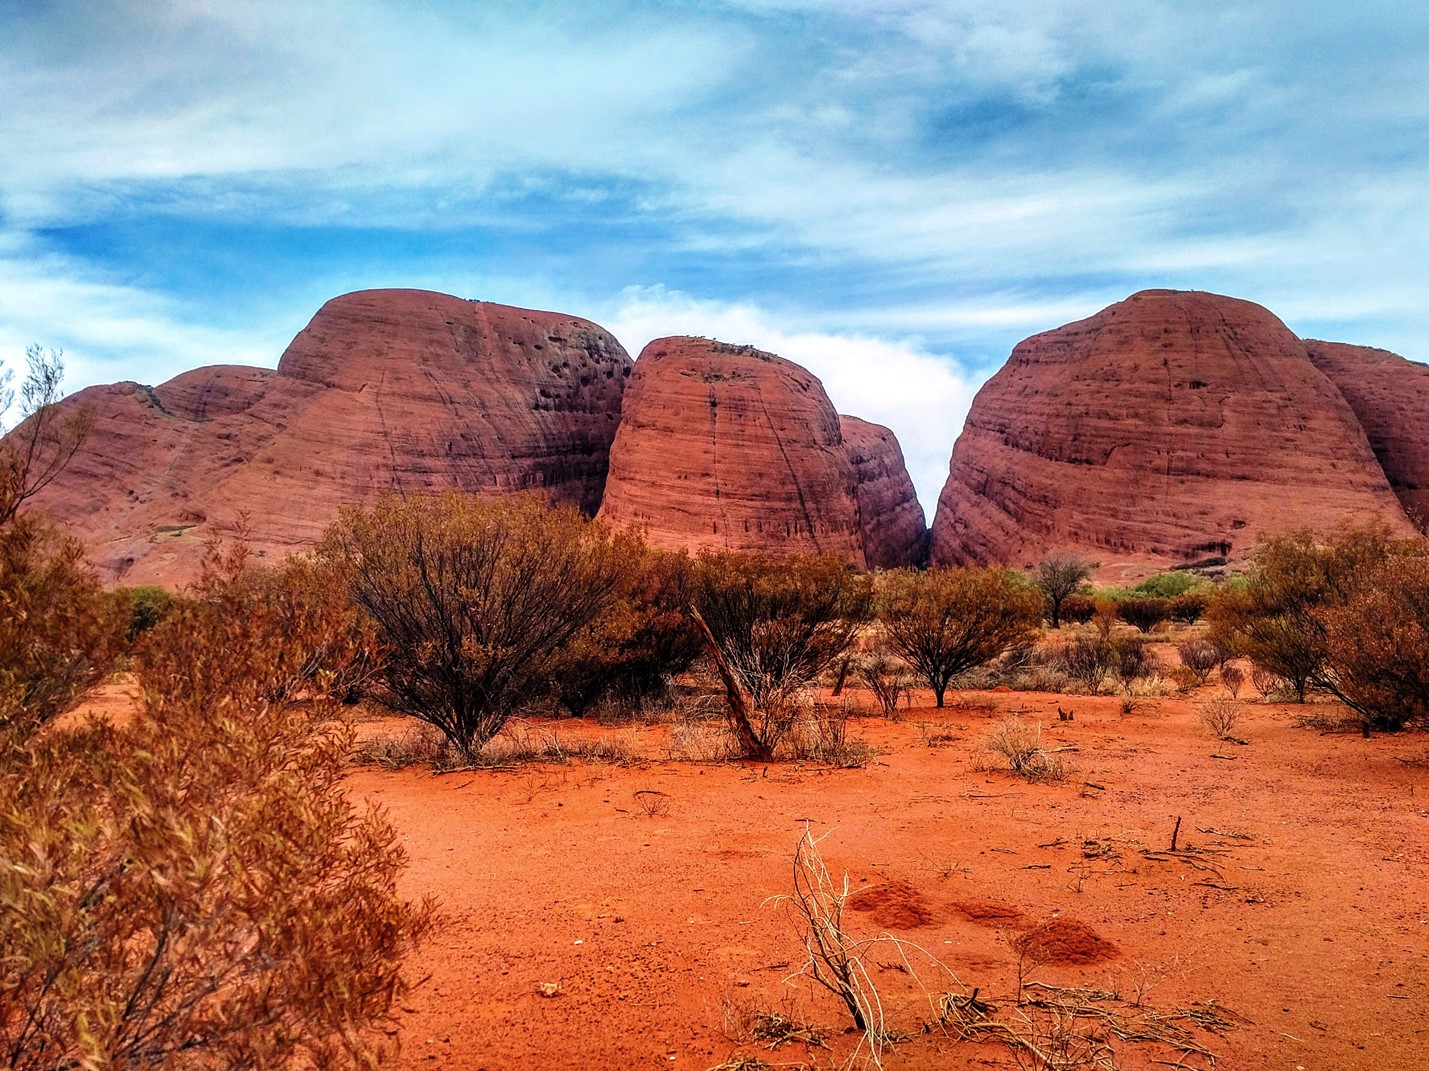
top-left (0, 516), bottom-right (124, 738)
top-left (553, 545), bottom-right (702, 717)
top-left (1116, 597), bottom-right (1170, 633)
top-left (1176, 639), bottom-right (1221, 685)
top-left (691, 550), bottom-right (871, 759)
top-left (856, 654), bottom-right (912, 718)
top-left (325, 492), bottom-right (629, 757)
top-left (1168, 591), bottom-right (1209, 624)
top-left (1059, 593), bottom-right (1098, 625)
top-left (1322, 554), bottom-right (1429, 731)
top-left (879, 567), bottom-right (1044, 707)
top-left (0, 694), bottom-right (431, 1069)
top-left (133, 540), bottom-right (376, 716)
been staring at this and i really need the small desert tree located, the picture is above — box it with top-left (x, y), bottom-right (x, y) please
top-left (880, 566), bottom-right (1044, 707)
top-left (1209, 523), bottom-right (1397, 703)
top-left (1034, 554), bottom-right (1091, 628)
top-left (0, 346), bottom-right (121, 740)
top-left (325, 492), bottom-right (629, 756)
top-left (1322, 553), bottom-right (1429, 731)
top-left (0, 345), bottom-right (93, 528)
top-left (690, 550), bottom-right (872, 759)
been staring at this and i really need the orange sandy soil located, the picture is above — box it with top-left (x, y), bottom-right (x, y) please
top-left (69, 675), bottom-right (1429, 1070)
top-left (339, 684), bottom-right (1429, 1071)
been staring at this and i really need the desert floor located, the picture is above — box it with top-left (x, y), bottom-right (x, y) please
top-left (332, 679), bottom-right (1429, 1071)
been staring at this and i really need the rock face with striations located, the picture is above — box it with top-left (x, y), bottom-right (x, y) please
top-left (17, 289), bottom-right (632, 585)
top-left (930, 289), bottom-right (1417, 578)
top-left (596, 338), bottom-right (925, 568)
top-left (840, 416), bottom-right (928, 568)
top-left (1305, 340), bottom-right (1429, 532)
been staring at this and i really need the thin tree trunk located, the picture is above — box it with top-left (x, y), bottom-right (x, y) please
top-left (689, 607), bottom-right (771, 760)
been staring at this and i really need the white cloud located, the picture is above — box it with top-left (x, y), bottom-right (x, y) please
top-left (0, 247), bottom-right (285, 406)
top-left (603, 285), bottom-right (984, 518)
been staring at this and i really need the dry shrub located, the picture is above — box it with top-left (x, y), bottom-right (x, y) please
top-left (857, 654), bottom-right (913, 718)
top-left (1198, 699), bottom-right (1243, 741)
top-left (1220, 662), bottom-right (1245, 698)
top-left (1056, 635), bottom-right (1111, 694)
top-left (980, 719), bottom-right (1066, 783)
top-left (880, 566), bottom-right (1044, 708)
top-left (0, 696), bottom-right (431, 1069)
top-left (1250, 664), bottom-right (1286, 699)
top-left (355, 723), bottom-right (452, 769)
top-left (1321, 554), bottom-right (1429, 731)
top-left (0, 516), bottom-right (124, 737)
top-left (1176, 639), bottom-right (1221, 685)
top-left (326, 493), bottom-right (631, 758)
top-left (1116, 597), bottom-right (1170, 633)
top-left (781, 699), bottom-right (874, 767)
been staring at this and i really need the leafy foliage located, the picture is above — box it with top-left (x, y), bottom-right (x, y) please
top-left (1033, 555), bottom-right (1091, 628)
top-left (0, 696), bottom-right (431, 1069)
top-left (880, 567), bottom-right (1044, 707)
top-left (690, 551), bottom-right (871, 758)
top-left (325, 492), bottom-right (629, 756)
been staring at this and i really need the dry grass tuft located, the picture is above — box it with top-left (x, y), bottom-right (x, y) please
top-left (979, 720), bottom-right (1068, 783)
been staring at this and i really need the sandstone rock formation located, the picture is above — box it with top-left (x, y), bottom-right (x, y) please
top-left (596, 338), bottom-right (926, 568)
top-left (1305, 340), bottom-right (1429, 532)
top-left (18, 290), bottom-right (632, 585)
top-left (840, 416), bottom-right (928, 568)
top-left (930, 289), bottom-right (1417, 578)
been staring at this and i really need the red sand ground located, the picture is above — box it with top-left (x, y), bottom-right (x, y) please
top-left (339, 685), bottom-right (1429, 1071)
top-left (70, 675), bottom-right (1429, 1069)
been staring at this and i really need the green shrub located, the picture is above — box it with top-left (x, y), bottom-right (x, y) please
top-left (880, 567), bottom-right (1044, 707)
top-left (1133, 571), bottom-right (1199, 599)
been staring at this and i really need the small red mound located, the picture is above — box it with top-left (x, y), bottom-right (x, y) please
top-left (847, 880), bottom-right (936, 929)
top-left (954, 900), bottom-right (1026, 927)
top-left (1014, 918), bottom-right (1120, 965)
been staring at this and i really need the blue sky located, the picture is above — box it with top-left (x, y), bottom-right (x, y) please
top-left (2, 1), bottom-right (1427, 514)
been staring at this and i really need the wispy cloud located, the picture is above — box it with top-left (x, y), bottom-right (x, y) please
top-left (2, 0), bottom-right (1428, 485)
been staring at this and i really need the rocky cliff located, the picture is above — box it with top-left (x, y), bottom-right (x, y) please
top-left (1305, 340), bottom-right (1429, 532)
top-left (596, 338), bottom-right (926, 568)
top-left (929, 290), bottom-right (1416, 577)
top-left (17, 290), bottom-right (632, 584)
